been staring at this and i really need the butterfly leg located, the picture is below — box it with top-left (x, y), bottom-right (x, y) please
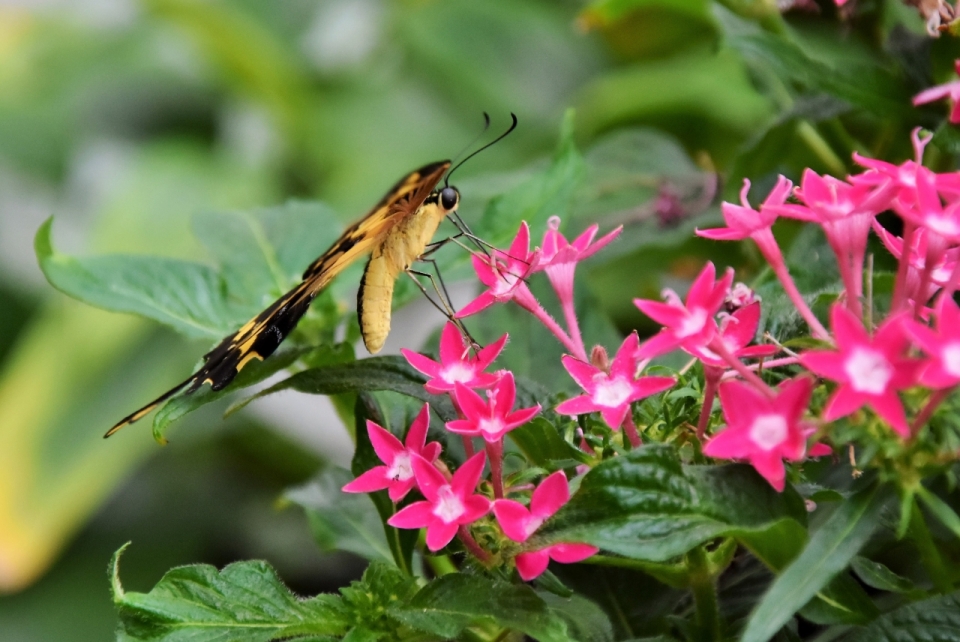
top-left (405, 268), bottom-right (479, 350)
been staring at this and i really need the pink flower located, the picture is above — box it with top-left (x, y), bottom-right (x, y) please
top-left (893, 166), bottom-right (960, 244)
top-left (800, 305), bottom-right (919, 437)
top-left (538, 216), bottom-right (622, 303)
top-left (556, 332), bottom-right (675, 429)
top-left (342, 404), bottom-right (442, 502)
top-left (703, 377), bottom-right (819, 491)
top-left (913, 60), bottom-right (960, 124)
top-left (634, 262), bottom-right (734, 359)
top-left (767, 170), bottom-right (876, 310)
top-left (686, 302), bottom-right (777, 368)
top-left (493, 471), bottom-right (598, 581)
top-left (387, 451), bottom-right (491, 551)
top-left (447, 371), bottom-right (541, 443)
top-left (401, 322), bottom-right (507, 394)
top-left (906, 295), bottom-right (960, 389)
top-left (697, 176), bottom-right (790, 258)
top-left (458, 222), bottom-right (540, 318)
top-left (873, 223), bottom-right (959, 307)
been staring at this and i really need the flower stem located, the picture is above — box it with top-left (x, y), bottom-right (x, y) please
top-left (720, 356), bottom-right (800, 379)
top-left (708, 338), bottom-right (775, 398)
top-left (622, 413), bottom-right (642, 448)
top-left (765, 245), bottom-right (831, 340)
top-left (461, 435), bottom-right (475, 458)
top-left (910, 388), bottom-right (952, 438)
top-left (457, 525), bottom-right (491, 563)
top-left (486, 439), bottom-right (505, 499)
top-left (697, 368), bottom-right (722, 440)
top-left (515, 289), bottom-right (583, 359)
top-left (892, 223), bottom-right (916, 312)
top-left (561, 297), bottom-right (587, 362)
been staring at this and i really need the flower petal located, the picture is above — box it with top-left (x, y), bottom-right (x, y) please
top-left (515, 550), bottom-right (550, 581)
top-left (388, 501), bottom-right (434, 529)
top-left (530, 471), bottom-right (569, 519)
top-left (405, 403), bottom-right (432, 451)
top-left (494, 500), bottom-right (532, 542)
top-left (425, 521), bottom-right (459, 551)
top-left (342, 467), bottom-right (391, 494)
top-left (451, 451), bottom-right (487, 497)
top-left (547, 543), bottom-right (598, 564)
top-left (367, 421), bottom-right (405, 465)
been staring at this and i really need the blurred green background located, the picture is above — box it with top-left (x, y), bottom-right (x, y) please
top-left (0, 0), bottom-right (952, 638)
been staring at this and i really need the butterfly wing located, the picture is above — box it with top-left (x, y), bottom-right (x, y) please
top-left (106, 160), bottom-right (450, 437)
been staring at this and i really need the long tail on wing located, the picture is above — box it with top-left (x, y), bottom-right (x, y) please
top-left (104, 281), bottom-right (319, 438)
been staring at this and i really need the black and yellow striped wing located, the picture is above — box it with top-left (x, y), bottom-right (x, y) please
top-left (106, 160), bottom-right (450, 437)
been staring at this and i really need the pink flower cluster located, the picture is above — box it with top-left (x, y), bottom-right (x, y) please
top-left (343, 319), bottom-right (595, 579)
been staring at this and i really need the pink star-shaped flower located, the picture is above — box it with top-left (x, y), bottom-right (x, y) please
top-left (538, 216), bottom-right (622, 304)
top-left (556, 332), bottom-right (676, 430)
top-left (387, 451), bottom-right (491, 551)
top-left (401, 322), bottom-right (507, 394)
top-left (906, 295), bottom-right (960, 389)
top-left (800, 305), bottom-right (919, 437)
top-left (873, 223), bottom-right (959, 307)
top-left (913, 60), bottom-right (960, 124)
top-left (342, 403), bottom-right (442, 502)
top-left (457, 222), bottom-right (540, 318)
top-left (447, 371), bottom-right (541, 443)
top-left (686, 302), bottom-right (777, 368)
top-left (703, 377), bottom-right (822, 491)
top-left (696, 176), bottom-right (791, 258)
top-left (493, 471), bottom-right (598, 581)
top-left (634, 262), bottom-right (734, 359)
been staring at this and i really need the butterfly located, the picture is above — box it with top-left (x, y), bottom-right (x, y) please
top-left (106, 160), bottom-right (464, 437)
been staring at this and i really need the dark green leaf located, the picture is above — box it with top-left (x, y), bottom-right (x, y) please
top-left (510, 417), bottom-right (589, 468)
top-left (110, 543), bottom-right (348, 642)
top-left (36, 217), bottom-right (248, 340)
top-left (286, 468), bottom-right (393, 564)
top-left (540, 591), bottom-right (615, 642)
top-left (798, 572), bottom-right (879, 625)
top-left (851, 556), bottom-right (917, 594)
top-left (152, 347), bottom-right (311, 442)
top-left (849, 591), bottom-right (960, 642)
top-left (234, 355), bottom-right (457, 422)
top-left (388, 573), bottom-right (572, 642)
top-left (536, 445), bottom-right (807, 561)
top-left (741, 483), bottom-right (894, 642)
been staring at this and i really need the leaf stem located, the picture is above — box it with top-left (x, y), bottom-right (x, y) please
top-left (687, 546), bottom-right (722, 640)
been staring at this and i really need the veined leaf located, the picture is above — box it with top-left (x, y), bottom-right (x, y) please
top-left (849, 591), bottom-right (960, 642)
top-left (535, 445), bottom-right (806, 561)
top-left (110, 544), bottom-right (349, 642)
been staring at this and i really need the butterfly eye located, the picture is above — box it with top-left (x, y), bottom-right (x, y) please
top-left (440, 187), bottom-right (459, 211)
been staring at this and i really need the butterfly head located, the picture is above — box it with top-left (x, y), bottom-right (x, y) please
top-left (438, 185), bottom-right (460, 213)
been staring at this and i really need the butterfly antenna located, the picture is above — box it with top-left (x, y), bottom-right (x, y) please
top-left (445, 113), bottom-right (518, 186)
top-left (445, 113), bottom-right (491, 188)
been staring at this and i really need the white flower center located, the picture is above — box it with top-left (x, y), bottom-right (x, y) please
top-left (478, 417), bottom-right (504, 436)
top-left (844, 347), bottom-right (893, 394)
top-left (441, 362), bottom-right (475, 385)
top-left (749, 414), bottom-right (788, 451)
top-left (593, 376), bottom-right (632, 407)
top-left (433, 486), bottom-right (465, 524)
top-left (676, 308), bottom-right (708, 338)
top-left (492, 268), bottom-right (519, 295)
top-left (942, 343), bottom-right (960, 378)
top-left (386, 452), bottom-right (413, 481)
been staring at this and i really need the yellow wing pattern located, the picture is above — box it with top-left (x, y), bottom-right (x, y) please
top-left (105, 160), bottom-right (451, 437)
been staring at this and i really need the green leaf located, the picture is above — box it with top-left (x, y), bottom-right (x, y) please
top-left (730, 33), bottom-right (913, 118)
top-left (535, 445), bottom-right (806, 561)
top-left (192, 201), bottom-right (344, 302)
top-left (850, 556), bottom-right (917, 594)
top-left (510, 417), bottom-right (590, 468)
top-left (916, 486), bottom-right (960, 540)
top-left (741, 482), bottom-right (893, 642)
top-left (338, 562), bottom-right (420, 639)
top-left (798, 572), bottom-right (879, 625)
top-left (36, 217), bottom-right (248, 340)
top-left (286, 468), bottom-right (393, 564)
top-left (240, 355), bottom-right (457, 421)
top-left (151, 346), bottom-right (311, 442)
top-left (388, 573), bottom-right (572, 642)
top-left (110, 545), bottom-right (349, 641)
top-left (849, 591), bottom-right (960, 642)
top-left (540, 591), bottom-right (615, 642)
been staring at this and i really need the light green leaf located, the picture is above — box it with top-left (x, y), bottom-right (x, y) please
top-left (110, 545), bottom-right (349, 641)
top-left (36, 217), bottom-right (248, 340)
top-left (850, 556), bottom-right (917, 594)
top-left (741, 483), bottom-right (893, 642)
top-left (286, 468), bottom-right (393, 564)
